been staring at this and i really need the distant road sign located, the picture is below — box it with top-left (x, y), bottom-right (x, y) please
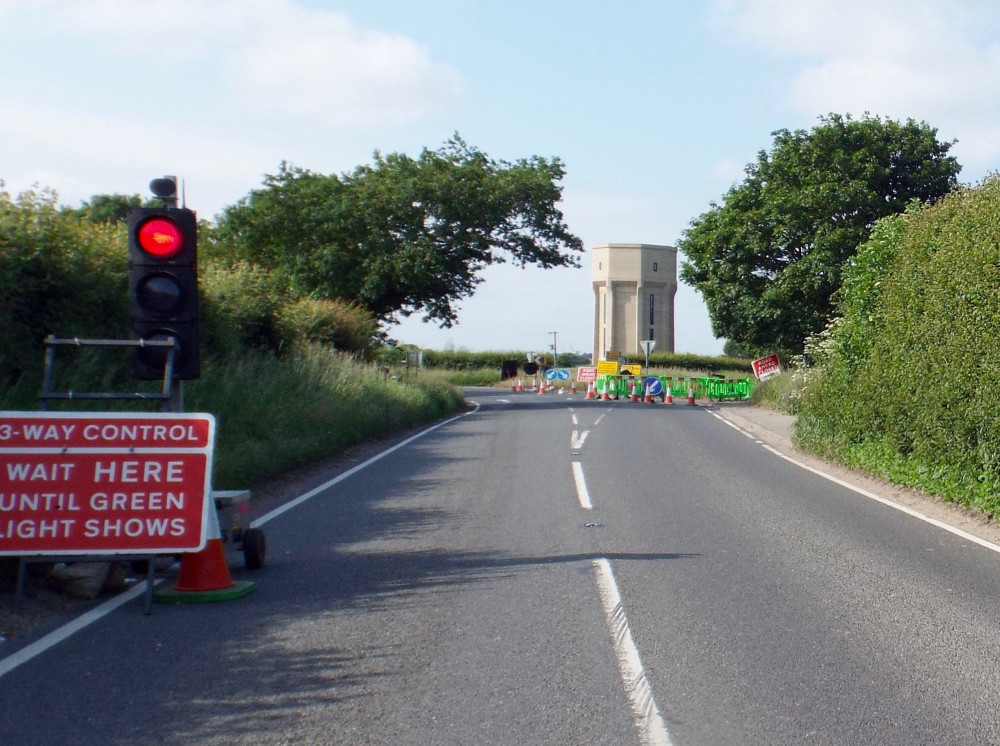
top-left (620, 364), bottom-right (642, 376)
top-left (556, 368), bottom-right (570, 380)
top-left (597, 360), bottom-right (619, 375)
top-left (643, 377), bottom-right (663, 396)
top-left (0, 412), bottom-right (214, 556)
top-left (545, 368), bottom-right (558, 380)
top-left (576, 366), bottom-right (597, 383)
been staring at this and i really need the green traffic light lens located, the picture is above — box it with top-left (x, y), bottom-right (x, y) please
top-left (137, 217), bottom-right (183, 258)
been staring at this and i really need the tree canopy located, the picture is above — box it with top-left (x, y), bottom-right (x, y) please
top-left (679, 113), bottom-right (961, 354)
top-left (215, 136), bottom-right (583, 327)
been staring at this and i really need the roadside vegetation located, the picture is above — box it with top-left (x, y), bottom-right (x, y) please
top-left (790, 177), bottom-right (1000, 516)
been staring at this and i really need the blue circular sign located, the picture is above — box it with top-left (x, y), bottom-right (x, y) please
top-left (545, 369), bottom-right (558, 380)
top-left (643, 377), bottom-right (663, 396)
top-left (556, 368), bottom-right (570, 380)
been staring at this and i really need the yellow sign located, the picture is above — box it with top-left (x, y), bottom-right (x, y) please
top-left (596, 360), bottom-right (619, 375)
top-left (620, 364), bottom-right (642, 376)
top-left (605, 350), bottom-right (621, 359)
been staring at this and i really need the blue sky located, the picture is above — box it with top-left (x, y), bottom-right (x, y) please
top-left (3, 1), bottom-right (1000, 357)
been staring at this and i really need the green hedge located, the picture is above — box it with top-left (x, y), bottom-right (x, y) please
top-left (625, 351), bottom-right (753, 374)
top-left (796, 178), bottom-right (1000, 515)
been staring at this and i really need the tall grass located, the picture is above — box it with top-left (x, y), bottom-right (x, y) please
top-left (2, 344), bottom-right (466, 490)
top-left (187, 346), bottom-right (465, 488)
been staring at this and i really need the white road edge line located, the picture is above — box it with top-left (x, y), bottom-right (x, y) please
top-left (0, 580), bottom-right (148, 679)
top-left (708, 410), bottom-right (1000, 556)
top-left (592, 558), bottom-right (674, 746)
top-left (0, 405), bottom-right (481, 679)
top-left (572, 461), bottom-right (593, 510)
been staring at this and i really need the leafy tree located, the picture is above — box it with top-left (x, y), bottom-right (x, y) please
top-left (0, 186), bottom-right (128, 385)
top-left (679, 114), bottom-right (960, 354)
top-left (74, 193), bottom-right (143, 224)
top-left (215, 135), bottom-right (583, 327)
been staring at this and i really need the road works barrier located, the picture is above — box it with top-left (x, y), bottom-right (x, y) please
top-left (592, 374), bottom-right (753, 402)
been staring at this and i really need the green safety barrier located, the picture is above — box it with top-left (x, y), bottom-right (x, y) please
top-left (593, 374), bottom-right (753, 401)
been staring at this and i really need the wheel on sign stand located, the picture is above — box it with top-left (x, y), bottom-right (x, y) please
top-left (242, 528), bottom-right (266, 569)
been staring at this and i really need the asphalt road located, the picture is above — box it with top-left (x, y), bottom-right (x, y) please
top-left (3, 388), bottom-right (1000, 745)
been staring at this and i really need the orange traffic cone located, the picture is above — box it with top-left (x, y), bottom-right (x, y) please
top-left (516, 379), bottom-right (524, 392)
top-left (586, 382), bottom-right (596, 400)
top-left (643, 382), bottom-right (653, 403)
top-left (629, 380), bottom-right (640, 402)
top-left (570, 380), bottom-right (577, 394)
top-left (538, 378), bottom-right (546, 394)
top-left (155, 498), bottom-right (255, 604)
top-left (687, 386), bottom-right (696, 406)
top-left (665, 388), bottom-right (674, 405)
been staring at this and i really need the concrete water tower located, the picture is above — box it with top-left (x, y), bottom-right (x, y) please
top-left (592, 243), bottom-right (677, 361)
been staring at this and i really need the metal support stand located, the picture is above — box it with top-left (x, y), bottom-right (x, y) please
top-left (38, 335), bottom-right (181, 413)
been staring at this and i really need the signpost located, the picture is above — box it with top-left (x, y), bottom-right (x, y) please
top-left (751, 354), bottom-right (782, 381)
top-left (639, 340), bottom-right (656, 369)
top-left (0, 412), bottom-right (215, 555)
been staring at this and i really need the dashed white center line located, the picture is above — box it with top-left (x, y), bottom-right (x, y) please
top-left (571, 461), bottom-right (593, 509)
top-left (593, 558), bottom-right (674, 746)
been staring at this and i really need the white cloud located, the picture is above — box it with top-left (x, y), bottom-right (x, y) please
top-left (0, 0), bottom-right (462, 127)
top-left (0, 93), bottom-right (271, 213)
top-left (712, 0), bottom-right (1000, 177)
top-left (225, 12), bottom-right (462, 126)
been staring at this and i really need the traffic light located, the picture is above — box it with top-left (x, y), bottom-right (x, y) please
top-left (127, 204), bottom-right (199, 379)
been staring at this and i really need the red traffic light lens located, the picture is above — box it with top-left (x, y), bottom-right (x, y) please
top-left (137, 217), bottom-right (184, 258)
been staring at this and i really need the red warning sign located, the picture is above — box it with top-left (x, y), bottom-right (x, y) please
top-left (0, 412), bottom-right (215, 555)
top-left (751, 354), bottom-right (782, 381)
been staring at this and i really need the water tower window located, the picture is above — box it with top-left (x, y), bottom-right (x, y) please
top-left (652, 262), bottom-right (658, 271)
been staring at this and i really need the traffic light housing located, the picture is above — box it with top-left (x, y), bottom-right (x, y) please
top-left (127, 206), bottom-right (199, 379)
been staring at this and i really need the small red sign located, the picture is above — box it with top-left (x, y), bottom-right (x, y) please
top-left (751, 354), bottom-right (782, 381)
top-left (576, 366), bottom-right (598, 383)
top-left (0, 412), bottom-right (215, 556)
